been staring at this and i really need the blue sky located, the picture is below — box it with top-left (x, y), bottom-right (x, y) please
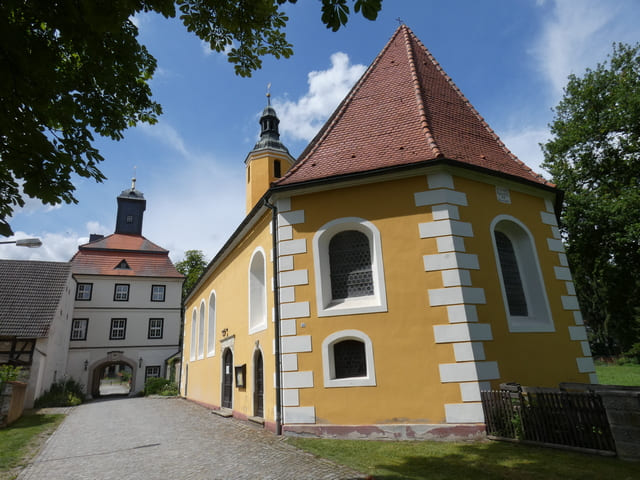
top-left (3, 0), bottom-right (640, 264)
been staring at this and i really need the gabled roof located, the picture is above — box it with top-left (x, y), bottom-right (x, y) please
top-left (0, 260), bottom-right (72, 338)
top-left (277, 25), bottom-right (552, 188)
top-left (70, 234), bottom-right (182, 278)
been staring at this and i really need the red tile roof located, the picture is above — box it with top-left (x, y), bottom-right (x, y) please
top-left (277, 25), bottom-right (552, 188)
top-left (70, 234), bottom-right (182, 278)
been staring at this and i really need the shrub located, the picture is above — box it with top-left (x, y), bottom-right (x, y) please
top-left (143, 377), bottom-right (178, 396)
top-left (34, 378), bottom-right (86, 408)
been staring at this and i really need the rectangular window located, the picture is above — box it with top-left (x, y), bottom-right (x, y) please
top-left (274, 160), bottom-right (281, 178)
top-left (110, 318), bottom-right (127, 340)
top-left (145, 366), bottom-right (161, 381)
top-left (151, 285), bottom-right (166, 302)
top-left (76, 283), bottom-right (93, 301)
top-left (70, 319), bottom-right (88, 341)
top-left (114, 284), bottom-right (129, 301)
top-left (148, 318), bottom-right (164, 339)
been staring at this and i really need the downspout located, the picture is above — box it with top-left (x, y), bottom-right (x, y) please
top-left (264, 198), bottom-right (282, 435)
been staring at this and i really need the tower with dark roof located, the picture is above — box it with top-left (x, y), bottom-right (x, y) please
top-left (115, 178), bottom-right (146, 235)
top-left (245, 95), bottom-right (294, 213)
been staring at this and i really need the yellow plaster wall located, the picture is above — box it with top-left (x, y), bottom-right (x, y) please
top-left (246, 152), bottom-right (294, 213)
top-left (283, 169), bottom-right (589, 425)
top-left (182, 213), bottom-right (276, 420)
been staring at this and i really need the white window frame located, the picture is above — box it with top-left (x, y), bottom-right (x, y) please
top-left (114, 283), bottom-right (129, 301)
top-left (148, 318), bottom-right (163, 339)
top-left (248, 247), bottom-right (268, 334)
top-left (322, 330), bottom-right (376, 388)
top-left (190, 309), bottom-right (197, 361)
top-left (70, 318), bottom-right (88, 341)
top-left (145, 365), bottom-right (161, 381)
top-left (151, 285), bottom-right (166, 302)
top-left (490, 215), bottom-right (554, 333)
top-left (198, 301), bottom-right (205, 359)
top-left (109, 318), bottom-right (127, 340)
top-left (76, 283), bottom-right (92, 301)
top-left (207, 291), bottom-right (217, 357)
top-left (313, 217), bottom-right (387, 317)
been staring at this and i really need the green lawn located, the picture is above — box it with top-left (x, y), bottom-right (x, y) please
top-left (287, 437), bottom-right (638, 480)
top-left (0, 413), bottom-right (64, 480)
top-left (595, 362), bottom-right (640, 386)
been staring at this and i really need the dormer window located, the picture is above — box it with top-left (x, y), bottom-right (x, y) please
top-left (115, 259), bottom-right (130, 270)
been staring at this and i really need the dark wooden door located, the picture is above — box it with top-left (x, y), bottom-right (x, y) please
top-left (253, 351), bottom-right (264, 417)
top-left (222, 349), bottom-right (233, 408)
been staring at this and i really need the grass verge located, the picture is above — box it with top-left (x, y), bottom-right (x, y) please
top-left (0, 413), bottom-right (64, 480)
top-left (595, 362), bottom-right (640, 386)
top-left (287, 437), bottom-right (638, 480)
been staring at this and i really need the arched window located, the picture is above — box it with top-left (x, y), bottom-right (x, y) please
top-left (322, 330), bottom-right (376, 387)
top-left (198, 301), bottom-right (205, 359)
top-left (491, 216), bottom-right (554, 332)
top-left (207, 292), bottom-right (216, 357)
top-left (249, 248), bottom-right (267, 333)
top-left (313, 218), bottom-right (387, 317)
top-left (189, 309), bottom-right (197, 361)
top-left (329, 230), bottom-right (373, 300)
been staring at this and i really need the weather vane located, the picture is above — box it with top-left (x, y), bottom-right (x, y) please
top-left (396, 17), bottom-right (404, 26)
top-left (266, 82), bottom-right (272, 105)
top-left (131, 166), bottom-right (137, 190)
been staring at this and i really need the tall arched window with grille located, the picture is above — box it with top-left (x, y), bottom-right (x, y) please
top-left (313, 217), bottom-right (387, 317)
top-left (491, 215), bottom-right (554, 332)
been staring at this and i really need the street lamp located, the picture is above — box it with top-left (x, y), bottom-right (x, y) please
top-left (0, 238), bottom-right (42, 248)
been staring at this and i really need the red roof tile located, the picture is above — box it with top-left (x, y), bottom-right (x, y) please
top-left (70, 234), bottom-right (182, 278)
top-left (277, 25), bottom-right (552, 188)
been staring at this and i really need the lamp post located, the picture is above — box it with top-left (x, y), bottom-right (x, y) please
top-left (0, 238), bottom-right (42, 248)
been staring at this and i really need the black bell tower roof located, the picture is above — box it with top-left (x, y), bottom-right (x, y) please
top-left (115, 177), bottom-right (146, 235)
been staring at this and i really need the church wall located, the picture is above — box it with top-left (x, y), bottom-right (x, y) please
top-left (274, 167), bottom-right (593, 428)
top-left (183, 213), bottom-right (277, 426)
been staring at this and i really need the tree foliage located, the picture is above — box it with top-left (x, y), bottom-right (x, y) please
top-left (0, 0), bottom-right (383, 237)
top-left (175, 249), bottom-right (208, 300)
top-left (542, 42), bottom-right (640, 354)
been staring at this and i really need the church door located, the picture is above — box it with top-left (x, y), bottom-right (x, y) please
top-left (253, 351), bottom-right (264, 418)
top-left (222, 349), bottom-right (233, 409)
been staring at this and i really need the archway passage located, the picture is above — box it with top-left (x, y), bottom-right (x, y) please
top-left (91, 361), bottom-right (133, 398)
top-left (253, 350), bottom-right (264, 418)
top-left (222, 348), bottom-right (233, 409)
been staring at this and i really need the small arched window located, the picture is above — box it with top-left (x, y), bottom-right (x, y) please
top-left (198, 302), bottom-right (205, 359)
top-left (208, 292), bottom-right (216, 357)
top-left (313, 218), bottom-right (387, 317)
top-left (249, 248), bottom-right (267, 334)
top-left (491, 216), bottom-right (554, 332)
top-left (189, 309), bottom-right (197, 361)
top-left (322, 330), bottom-right (376, 387)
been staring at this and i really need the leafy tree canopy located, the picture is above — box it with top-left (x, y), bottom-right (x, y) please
top-left (175, 249), bottom-right (208, 300)
top-left (0, 0), bottom-right (383, 236)
top-left (542, 42), bottom-right (640, 354)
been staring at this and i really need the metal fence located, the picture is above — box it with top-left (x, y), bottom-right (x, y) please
top-left (481, 388), bottom-right (616, 454)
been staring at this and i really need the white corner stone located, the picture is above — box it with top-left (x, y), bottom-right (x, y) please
top-left (432, 204), bottom-right (460, 221)
top-left (436, 236), bottom-right (466, 253)
top-left (540, 211), bottom-right (558, 226)
top-left (281, 371), bottom-right (313, 389)
top-left (283, 406), bottom-right (316, 424)
top-left (561, 295), bottom-right (580, 311)
top-left (280, 335), bottom-right (312, 353)
top-left (419, 220), bottom-right (473, 238)
top-left (429, 287), bottom-right (486, 306)
top-left (434, 323), bottom-right (493, 343)
top-left (427, 172), bottom-right (455, 189)
top-left (576, 357), bottom-right (596, 373)
top-left (279, 239), bottom-right (307, 256)
top-left (442, 269), bottom-right (472, 287)
top-left (415, 189), bottom-right (468, 207)
top-left (568, 326), bottom-right (588, 341)
top-left (445, 403), bottom-right (485, 423)
top-left (453, 342), bottom-right (486, 362)
top-left (280, 319), bottom-right (297, 336)
top-left (447, 305), bottom-right (478, 323)
top-left (280, 301), bottom-right (310, 319)
top-left (282, 389), bottom-right (300, 407)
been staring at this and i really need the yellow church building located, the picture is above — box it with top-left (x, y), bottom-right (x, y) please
top-left (181, 25), bottom-right (595, 439)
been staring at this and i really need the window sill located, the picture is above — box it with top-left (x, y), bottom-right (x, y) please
top-left (508, 316), bottom-right (555, 333)
top-left (318, 297), bottom-right (387, 317)
top-left (324, 376), bottom-right (377, 388)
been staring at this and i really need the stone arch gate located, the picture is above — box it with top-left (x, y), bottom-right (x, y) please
top-left (87, 351), bottom-right (138, 399)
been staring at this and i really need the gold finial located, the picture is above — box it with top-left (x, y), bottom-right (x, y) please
top-left (266, 82), bottom-right (271, 105)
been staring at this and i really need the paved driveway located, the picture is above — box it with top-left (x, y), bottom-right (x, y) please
top-left (18, 397), bottom-right (364, 480)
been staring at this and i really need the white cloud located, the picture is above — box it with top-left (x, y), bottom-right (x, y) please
top-left (0, 223), bottom-right (108, 263)
top-left (532, 0), bottom-right (640, 100)
top-left (274, 52), bottom-right (366, 142)
top-left (139, 121), bottom-right (189, 157)
top-left (201, 40), bottom-right (234, 57)
top-left (499, 127), bottom-right (551, 176)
